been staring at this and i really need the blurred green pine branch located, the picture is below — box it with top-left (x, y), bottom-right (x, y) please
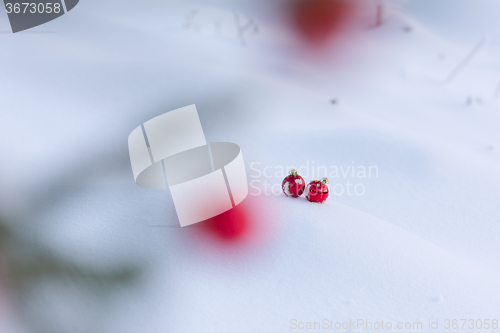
top-left (0, 218), bottom-right (142, 331)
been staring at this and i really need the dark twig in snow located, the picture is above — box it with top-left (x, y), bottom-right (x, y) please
top-left (446, 38), bottom-right (486, 84)
top-left (375, 0), bottom-right (383, 27)
top-left (184, 10), bottom-right (200, 30)
top-left (234, 14), bottom-right (259, 45)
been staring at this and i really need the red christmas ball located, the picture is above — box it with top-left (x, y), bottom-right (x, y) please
top-left (289, 0), bottom-right (354, 46)
top-left (305, 178), bottom-right (329, 203)
top-left (282, 169), bottom-right (306, 198)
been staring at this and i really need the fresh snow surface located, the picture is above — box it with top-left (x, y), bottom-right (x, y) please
top-left (1, 0), bottom-right (500, 332)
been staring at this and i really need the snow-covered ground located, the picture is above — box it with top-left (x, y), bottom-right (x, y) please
top-left (1, 0), bottom-right (500, 332)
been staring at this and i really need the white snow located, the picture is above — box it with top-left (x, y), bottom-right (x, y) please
top-left (1, 0), bottom-right (500, 332)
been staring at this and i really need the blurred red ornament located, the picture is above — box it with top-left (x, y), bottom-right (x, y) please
top-left (290, 0), bottom-right (354, 46)
top-left (282, 169), bottom-right (306, 198)
top-left (305, 178), bottom-right (329, 203)
top-left (187, 194), bottom-right (277, 255)
top-left (203, 204), bottom-right (249, 241)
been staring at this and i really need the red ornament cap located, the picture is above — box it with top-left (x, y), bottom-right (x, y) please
top-left (282, 169), bottom-right (306, 198)
top-left (306, 178), bottom-right (329, 203)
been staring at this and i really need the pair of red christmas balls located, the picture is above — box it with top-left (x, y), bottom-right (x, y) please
top-left (282, 169), bottom-right (329, 203)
